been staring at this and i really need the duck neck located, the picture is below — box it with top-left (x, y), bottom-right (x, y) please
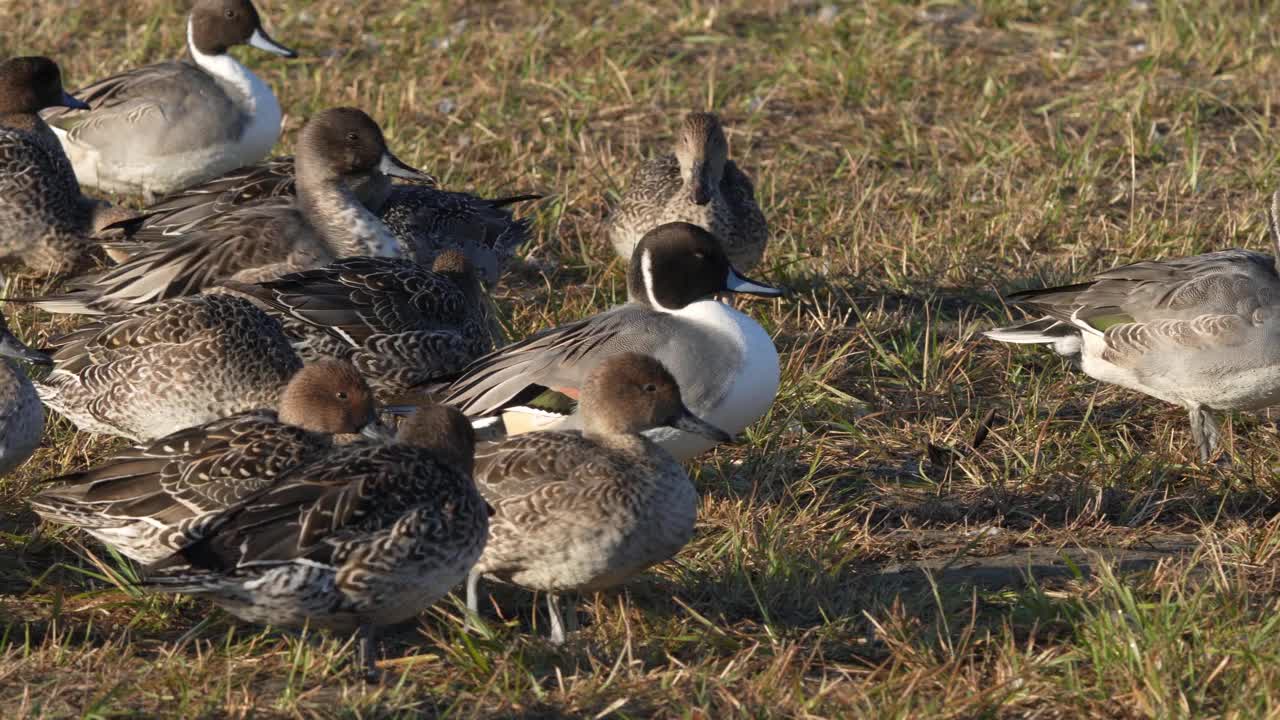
top-left (1, 111), bottom-right (60, 152)
top-left (296, 168), bottom-right (404, 259)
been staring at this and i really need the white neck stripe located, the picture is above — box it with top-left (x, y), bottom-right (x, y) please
top-left (640, 249), bottom-right (675, 313)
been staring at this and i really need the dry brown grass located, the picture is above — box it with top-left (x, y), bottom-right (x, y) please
top-left (5, 0), bottom-right (1280, 717)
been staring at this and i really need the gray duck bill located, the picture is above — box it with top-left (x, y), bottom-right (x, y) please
top-left (668, 406), bottom-right (733, 443)
top-left (0, 331), bottom-right (52, 366)
top-left (247, 28), bottom-right (298, 58)
top-left (378, 152), bottom-right (437, 186)
top-left (724, 267), bottom-right (786, 297)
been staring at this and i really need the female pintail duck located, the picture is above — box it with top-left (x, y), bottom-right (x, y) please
top-left (29, 359), bottom-right (385, 564)
top-left (467, 353), bottom-right (727, 644)
top-left (41, 0), bottom-right (296, 201)
top-left (443, 222), bottom-right (785, 461)
top-left (126, 155), bottom-right (538, 285)
top-left (224, 250), bottom-right (496, 401)
top-left (36, 293), bottom-right (330, 441)
top-left (0, 57), bottom-right (135, 276)
top-left (986, 190), bottom-right (1280, 462)
top-left (33, 108), bottom-right (433, 315)
top-left (607, 112), bottom-right (768, 272)
top-left (144, 403), bottom-right (489, 681)
top-left (0, 308), bottom-right (51, 478)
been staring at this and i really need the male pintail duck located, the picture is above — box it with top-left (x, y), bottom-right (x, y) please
top-left (41, 0), bottom-right (297, 201)
top-left (29, 359), bottom-right (385, 564)
top-left (985, 190), bottom-right (1280, 462)
top-left (443, 222), bottom-right (784, 461)
top-left (36, 294), bottom-right (331, 441)
top-left (224, 250), bottom-right (496, 401)
top-left (144, 403), bottom-right (488, 681)
top-left (125, 155), bottom-right (538, 285)
top-left (607, 112), bottom-right (768, 272)
top-left (0, 57), bottom-right (134, 276)
top-left (33, 108), bottom-right (433, 315)
top-left (467, 353), bottom-right (726, 644)
top-left (0, 308), bottom-right (51, 478)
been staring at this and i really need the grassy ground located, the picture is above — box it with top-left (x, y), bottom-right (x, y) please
top-left (4, 0), bottom-right (1280, 716)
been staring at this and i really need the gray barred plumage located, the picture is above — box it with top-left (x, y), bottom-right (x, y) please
top-left (144, 403), bottom-right (488, 679)
top-left (29, 360), bottom-right (383, 565)
top-left (0, 56), bottom-right (134, 276)
top-left (223, 251), bottom-right (496, 401)
top-left (607, 112), bottom-right (768, 272)
top-left (33, 108), bottom-right (433, 316)
top-left (466, 353), bottom-right (728, 644)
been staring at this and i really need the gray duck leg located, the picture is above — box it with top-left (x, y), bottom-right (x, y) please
top-left (356, 624), bottom-right (381, 683)
top-left (464, 567), bottom-right (481, 632)
top-left (1188, 405), bottom-right (1221, 463)
top-left (546, 592), bottom-right (566, 645)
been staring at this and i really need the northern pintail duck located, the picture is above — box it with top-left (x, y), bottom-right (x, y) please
top-left (607, 112), bottom-right (768, 272)
top-left (0, 308), bottom-right (51, 477)
top-left (34, 108), bottom-right (433, 315)
top-left (128, 155), bottom-right (537, 285)
top-left (41, 0), bottom-right (296, 201)
top-left (36, 294), bottom-right (312, 441)
top-left (443, 222), bottom-right (784, 461)
top-left (29, 360), bottom-right (384, 564)
top-left (986, 191), bottom-right (1280, 462)
top-left (145, 403), bottom-right (488, 680)
top-left (224, 250), bottom-right (496, 400)
top-left (467, 353), bottom-right (726, 644)
top-left (0, 57), bottom-right (134, 276)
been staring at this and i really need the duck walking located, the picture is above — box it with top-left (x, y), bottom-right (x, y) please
top-left (34, 108), bottom-right (433, 315)
top-left (468, 353), bottom-right (727, 644)
top-left (225, 251), bottom-right (495, 400)
top-left (444, 222), bottom-right (784, 461)
top-left (41, 0), bottom-right (296, 201)
top-left (0, 57), bottom-right (133, 276)
top-left (985, 191), bottom-right (1280, 462)
top-left (607, 112), bottom-right (768, 272)
top-left (144, 403), bottom-right (489, 680)
top-left (0, 309), bottom-right (50, 478)
top-left (29, 360), bottom-right (384, 564)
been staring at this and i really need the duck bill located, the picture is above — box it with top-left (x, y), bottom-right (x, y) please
top-left (247, 28), bottom-right (298, 58)
top-left (360, 416), bottom-right (396, 441)
top-left (58, 91), bottom-right (90, 111)
top-left (667, 406), bottom-right (732, 443)
top-left (0, 330), bottom-right (52, 366)
top-left (723, 267), bottom-right (786, 298)
top-left (688, 162), bottom-right (713, 205)
top-left (379, 151), bottom-right (437, 186)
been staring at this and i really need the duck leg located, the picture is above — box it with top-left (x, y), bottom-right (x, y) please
top-left (356, 624), bottom-right (382, 683)
top-left (546, 592), bottom-right (566, 645)
top-left (1188, 405), bottom-right (1221, 463)
top-left (464, 567), bottom-right (481, 632)
top-left (563, 592), bottom-right (580, 634)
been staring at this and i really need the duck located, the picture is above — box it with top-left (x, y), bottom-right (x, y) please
top-left (29, 359), bottom-right (386, 564)
top-left (442, 222), bottom-right (785, 461)
top-left (144, 402), bottom-right (489, 681)
top-left (0, 308), bottom-right (51, 478)
top-left (123, 155), bottom-right (538, 285)
top-left (607, 112), bottom-right (768, 272)
top-left (223, 250), bottom-right (496, 401)
top-left (0, 56), bottom-right (135, 276)
top-left (467, 352), bottom-right (727, 644)
top-left (40, 0), bottom-right (297, 201)
top-left (32, 108), bottom-right (434, 315)
top-left (36, 293), bottom-right (329, 441)
top-left (985, 190), bottom-right (1280, 462)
